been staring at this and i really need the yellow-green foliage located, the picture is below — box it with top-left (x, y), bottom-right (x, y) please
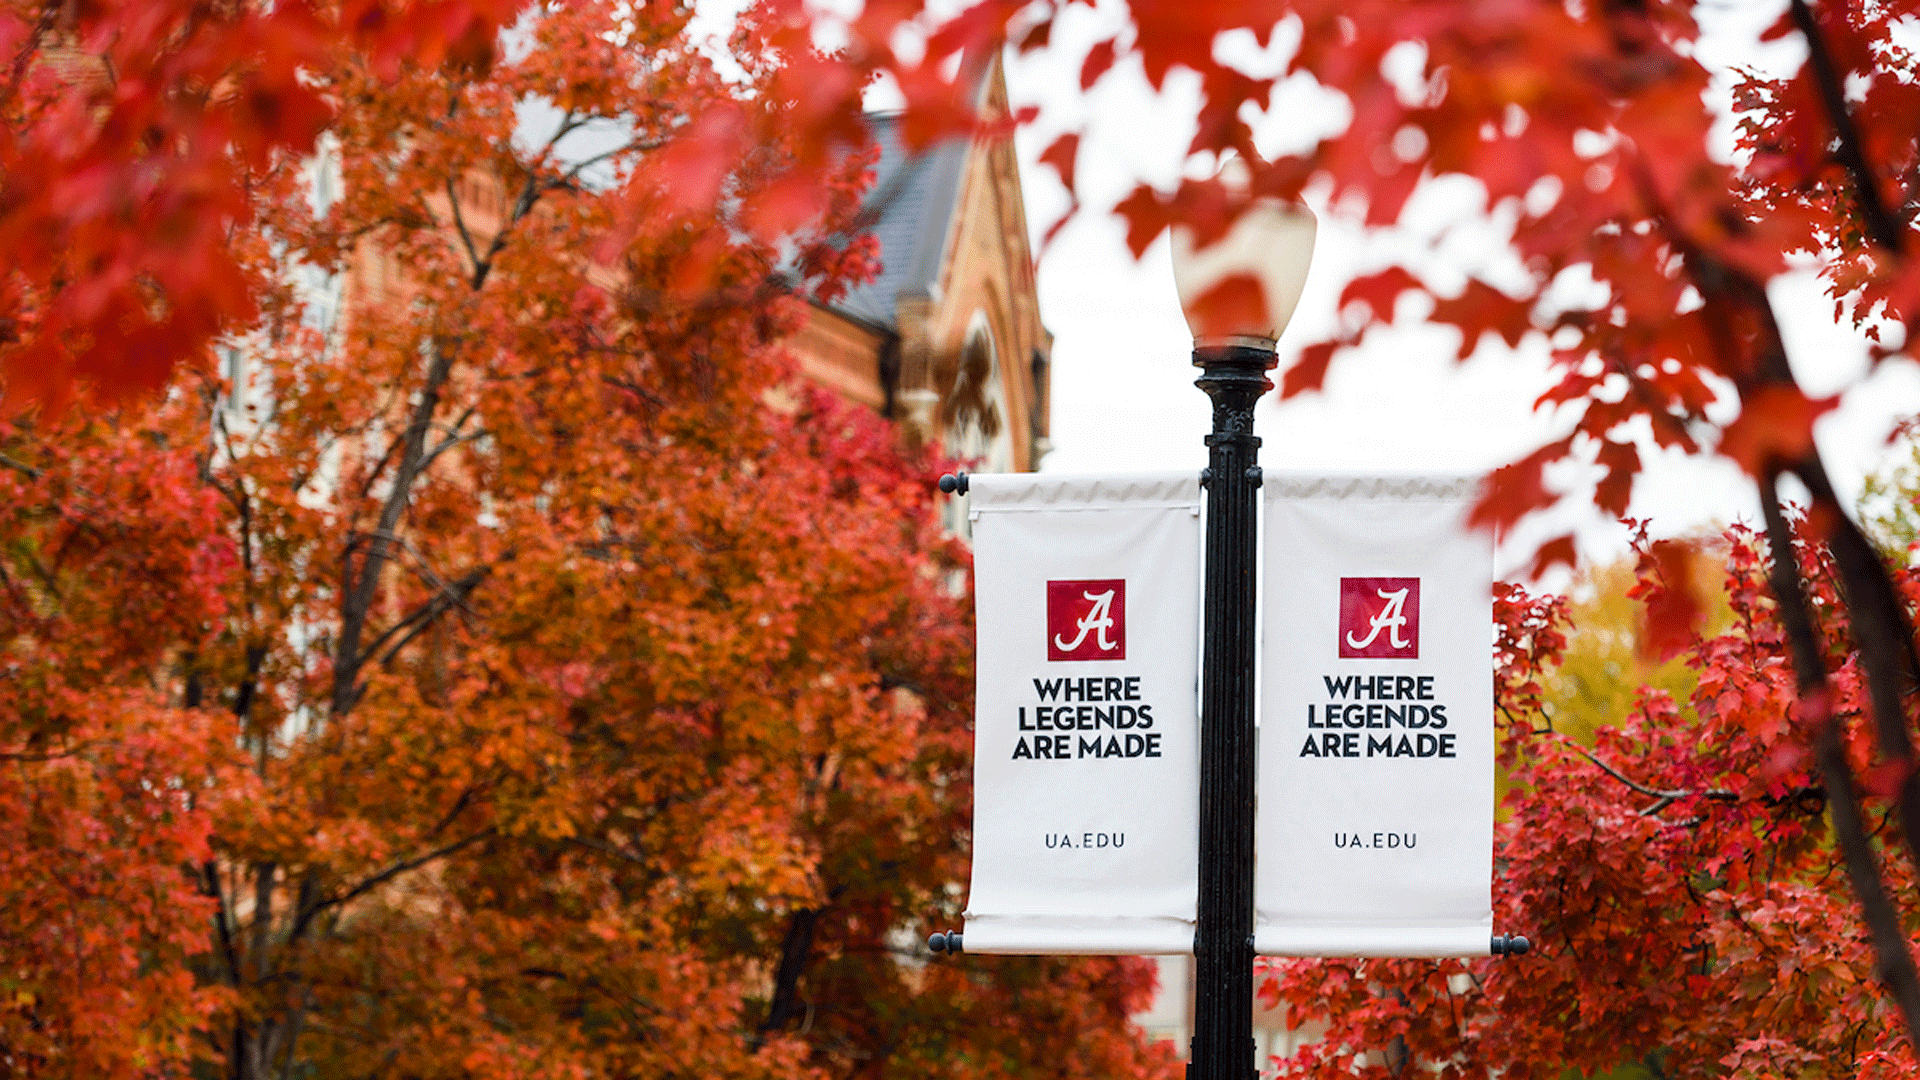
top-left (1540, 544), bottom-right (1733, 746)
top-left (1861, 427), bottom-right (1920, 561)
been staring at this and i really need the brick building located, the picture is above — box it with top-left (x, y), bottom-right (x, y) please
top-left (787, 62), bottom-right (1051, 481)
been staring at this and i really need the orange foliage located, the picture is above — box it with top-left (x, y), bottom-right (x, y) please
top-left (0, 3), bottom-right (1177, 1077)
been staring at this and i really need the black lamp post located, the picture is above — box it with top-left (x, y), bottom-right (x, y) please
top-left (932, 186), bottom-right (1527, 1073)
top-left (1170, 196), bottom-right (1318, 1080)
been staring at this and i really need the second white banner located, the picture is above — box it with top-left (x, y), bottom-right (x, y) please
top-left (1254, 475), bottom-right (1495, 957)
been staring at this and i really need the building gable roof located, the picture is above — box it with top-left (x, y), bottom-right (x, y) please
top-left (828, 114), bottom-right (969, 330)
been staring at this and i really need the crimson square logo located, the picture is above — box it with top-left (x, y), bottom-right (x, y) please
top-left (1047, 579), bottom-right (1126, 661)
top-left (1339, 577), bottom-right (1420, 659)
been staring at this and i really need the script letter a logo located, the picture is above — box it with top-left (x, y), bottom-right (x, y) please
top-left (1047, 579), bottom-right (1127, 661)
top-left (1346, 588), bottom-right (1411, 650)
top-left (1054, 589), bottom-right (1118, 652)
top-left (1338, 577), bottom-right (1420, 659)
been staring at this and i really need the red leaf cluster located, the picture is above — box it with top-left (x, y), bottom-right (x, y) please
top-left (0, 0), bottom-right (529, 411)
top-left (997, 0), bottom-right (1920, 548)
top-left (1263, 523), bottom-right (1920, 1077)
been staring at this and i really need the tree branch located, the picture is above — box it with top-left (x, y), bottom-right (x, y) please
top-left (370, 562), bottom-right (494, 672)
top-left (1789, 0), bottom-right (1906, 255)
top-left (1560, 735), bottom-right (1736, 814)
top-left (755, 907), bottom-right (821, 1044)
top-left (331, 335), bottom-right (459, 717)
top-left (566, 835), bottom-right (650, 866)
top-left (200, 860), bottom-right (244, 988)
top-left (0, 451), bottom-right (41, 479)
top-left (1667, 182), bottom-right (1920, 892)
top-left (287, 827), bottom-right (496, 944)
top-left (556, 137), bottom-right (665, 186)
top-left (419, 427), bottom-right (486, 473)
top-left (1760, 471), bottom-right (1920, 1044)
top-left (354, 427), bottom-right (408, 507)
top-left (445, 174), bottom-right (488, 287)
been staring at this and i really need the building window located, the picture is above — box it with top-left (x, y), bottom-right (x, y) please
top-left (222, 346), bottom-right (245, 415)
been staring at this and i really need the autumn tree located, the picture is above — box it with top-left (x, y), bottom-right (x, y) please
top-left (0, 419), bottom-right (254, 1073)
top-left (1253, 521), bottom-right (1919, 1079)
top-left (0, 2), bottom-right (1177, 1077)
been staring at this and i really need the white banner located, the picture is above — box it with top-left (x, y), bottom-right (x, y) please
top-left (1255, 475), bottom-right (1494, 957)
top-left (962, 473), bottom-right (1201, 954)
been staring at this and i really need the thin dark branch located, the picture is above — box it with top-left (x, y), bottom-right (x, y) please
top-left (457, 110), bottom-right (586, 292)
top-left (346, 555), bottom-right (493, 679)
top-left (369, 530), bottom-right (481, 618)
top-left (445, 174), bottom-right (488, 286)
top-left (355, 429), bottom-right (408, 506)
top-left (471, 168), bottom-right (545, 290)
top-left (601, 374), bottom-right (670, 413)
top-left (370, 563), bottom-right (493, 672)
top-left (1760, 471), bottom-right (1920, 1042)
top-left (530, 110), bottom-right (589, 168)
top-left (1789, 0), bottom-right (1906, 254)
top-left (0, 451), bottom-right (41, 479)
top-left (19, 546), bottom-right (62, 606)
top-left (425, 784), bottom-right (486, 842)
top-left (1566, 740), bottom-right (1735, 811)
top-left (419, 428), bottom-right (486, 472)
top-left (288, 827), bottom-right (495, 942)
top-left (0, 746), bottom-right (84, 762)
top-left (556, 137), bottom-right (665, 185)
top-left (335, 828), bottom-right (493, 909)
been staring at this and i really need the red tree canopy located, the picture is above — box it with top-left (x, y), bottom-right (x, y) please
top-left (1262, 523), bottom-right (1920, 1078)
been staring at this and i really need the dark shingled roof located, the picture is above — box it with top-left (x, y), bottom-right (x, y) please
top-left (829, 114), bottom-right (970, 330)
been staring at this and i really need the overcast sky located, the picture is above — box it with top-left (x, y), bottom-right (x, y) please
top-left (993, 0), bottom-right (1920, 580)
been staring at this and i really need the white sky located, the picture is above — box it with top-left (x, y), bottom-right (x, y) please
top-left (990, 0), bottom-right (1920, 580)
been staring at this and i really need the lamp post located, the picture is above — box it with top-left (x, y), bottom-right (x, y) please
top-left (931, 182), bottom-right (1525, 1067)
top-left (1170, 199), bottom-right (1317, 1080)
